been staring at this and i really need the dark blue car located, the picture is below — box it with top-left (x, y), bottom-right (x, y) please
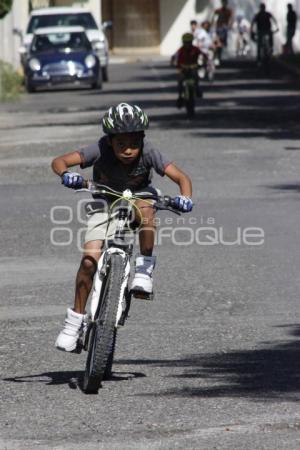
top-left (24, 26), bottom-right (102, 92)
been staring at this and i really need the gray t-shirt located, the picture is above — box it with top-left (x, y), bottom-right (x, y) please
top-left (79, 137), bottom-right (171, 191)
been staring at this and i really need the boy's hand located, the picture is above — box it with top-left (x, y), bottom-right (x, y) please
top-left (61, 172), bottom-right (84, 189)
top-left (174, 195), bottom-right (193, 212)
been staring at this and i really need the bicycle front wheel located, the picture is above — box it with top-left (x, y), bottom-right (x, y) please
top-left (186, 84), bottom-right (195, 118)
top-left (83, 253), bottom-right (124, 393)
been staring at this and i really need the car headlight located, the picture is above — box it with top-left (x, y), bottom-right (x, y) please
top-left (92, 40), bottom-right (105, 51)
top-left (85, 55), bottom-right (96, 69)
top-left (29, 58), bottom-right (41, 71)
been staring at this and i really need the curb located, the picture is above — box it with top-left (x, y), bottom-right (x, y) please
top-left (109, 54), bottom-right (169, 65)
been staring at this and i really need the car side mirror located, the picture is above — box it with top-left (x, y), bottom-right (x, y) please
top-left (18, 46), bottom-right (27, 55)
top-left (13, 28), bottom-right (23, 41)
top-left (102, 21), bottom-right (113, 31)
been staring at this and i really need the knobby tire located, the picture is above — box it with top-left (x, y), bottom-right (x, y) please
top-left (186, 85), bottom-right (195, 118)
top-left (83, 253), bottom-right (124, 393)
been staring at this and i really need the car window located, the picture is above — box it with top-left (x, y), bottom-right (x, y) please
top-left (27, 13), bottom-right (98, 33)
top-left (31, 32), bottom-right (92, 53)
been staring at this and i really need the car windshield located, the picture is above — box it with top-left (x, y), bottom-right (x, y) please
top-left (31, 32), bottom-right (92, 53)
top-left (27, 13), bottom-right (98, 33)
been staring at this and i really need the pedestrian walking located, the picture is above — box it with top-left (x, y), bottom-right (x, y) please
top-left (285, 3), bottom-right (297, 54)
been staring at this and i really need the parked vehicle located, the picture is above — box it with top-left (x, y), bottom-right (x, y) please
top-left (24, 27), bottom-right (102, 92)
top-left (14, 7), bottom-right (110, 81)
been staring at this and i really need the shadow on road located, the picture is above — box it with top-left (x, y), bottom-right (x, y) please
top-left (2, 370), bottom-right (146, 390)
top-left (9, 59), bottom-right (299, 140)
top-left (3, 371), bottom-right (82, 389)
top-left (264, 183), bottom-right (300, 193)
top-left (116, 329), bottom-right (300, 401)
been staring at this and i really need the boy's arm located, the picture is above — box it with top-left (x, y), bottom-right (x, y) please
top-left (51, 151), bottom-right (82, 176)
top-left (164, 163), bottom-right (192, 197)
top-left (271, 14), bottom-right (279, 29)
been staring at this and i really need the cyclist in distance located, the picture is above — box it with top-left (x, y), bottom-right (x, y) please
top-left (176, 32), bottom-right (201, 108)
top-left (194, 20), bottom-right (214, 54)
top-left (213, 0), bottom-right (233, 63)
top-left (234, 9), bottom-right (251, 56)
top-left (51, 103), bottom-right (193, 352)
top-left (251, 3), bottom-right (278, 64)
top-left (190, 19), bottom-right (200, 43)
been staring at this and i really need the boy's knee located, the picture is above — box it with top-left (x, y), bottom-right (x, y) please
top-left (79, 255), bottom-right (97, 276)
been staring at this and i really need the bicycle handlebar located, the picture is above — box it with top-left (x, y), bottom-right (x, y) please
top-left (78, 181), bottom-right (181, 215)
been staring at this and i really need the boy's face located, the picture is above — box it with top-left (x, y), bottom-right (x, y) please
top-left (190, 22), bottom-right (197, 33)
top-left (111, 132), bottom-right (143, 165)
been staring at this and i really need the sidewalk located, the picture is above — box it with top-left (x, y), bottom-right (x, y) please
top-left (109, 53), bottom-right (169, 64)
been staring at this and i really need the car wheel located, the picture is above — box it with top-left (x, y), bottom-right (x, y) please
top-left (102, 66), bottom-right (108, 82)
top-left (91, 71), bottom-right (103, 90)
top-left (25, 78), bottom-right (36, 93)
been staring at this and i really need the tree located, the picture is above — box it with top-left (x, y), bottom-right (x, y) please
top-left (0, 0), bottom-right (13, 20)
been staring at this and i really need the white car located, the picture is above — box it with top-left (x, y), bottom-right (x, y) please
top-left (14, 7), bottom-right (110, 81)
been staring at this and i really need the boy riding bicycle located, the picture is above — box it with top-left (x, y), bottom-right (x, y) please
top-left (52, 103), bottom-right (193, 352)
top-left (175, 33), bottom-right (201, 108)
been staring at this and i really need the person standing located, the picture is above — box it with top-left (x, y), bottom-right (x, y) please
top-left (251, 3), bottom-right (278, 64)
top-left (213, 0), bottom-right (233, 63)
top-left (286, 3), bottom-right (297, 54)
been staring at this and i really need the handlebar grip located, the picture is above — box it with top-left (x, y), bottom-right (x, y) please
top-left (163, 195), bottom-right (176, 208)
top-left (82, 179), bottom-right (89, 189)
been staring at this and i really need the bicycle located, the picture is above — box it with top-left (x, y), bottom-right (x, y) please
top-left (252, 29), bottom-right (278, 76)
top-left (75, 181), bottom-right (180, 394)
top-left (181, 64), bottom-right (199, 118)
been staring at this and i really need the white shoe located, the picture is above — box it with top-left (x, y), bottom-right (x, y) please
top-left (55, 308), bottom-right (87, 352)
top-left (131, 255), bottom-right (156, 294)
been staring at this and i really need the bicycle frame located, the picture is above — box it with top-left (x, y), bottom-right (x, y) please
top-left (89, 196), bottom-right (136, 325)
top-left (77, 184), bottom-right (158, 326)
top-left (182, 69), bottom-right (196, 100)
top-left (76, 182), bottom-right (180, 391)
top-left (90, 247), bottom-right (130, 326)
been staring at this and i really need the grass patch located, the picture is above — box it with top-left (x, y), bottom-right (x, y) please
top-left (0, 60), bottom-right (24, 101)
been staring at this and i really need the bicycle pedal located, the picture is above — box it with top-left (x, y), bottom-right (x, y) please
top-left (71, 339), bottom-right (83, 354)
top-left (131, 290), bottom-right (154, 301)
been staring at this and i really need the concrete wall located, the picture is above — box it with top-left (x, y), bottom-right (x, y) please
top-left (160, 0), bottom-right (196, 55)
top-left (266, 0), bottom-right (300, 52)
top-left (0, 2), bottom-right (29, 68)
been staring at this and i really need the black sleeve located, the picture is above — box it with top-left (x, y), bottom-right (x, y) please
top-left (143, 140), bottom-right (173, 176)
top-left (79, 140), bottom-right (103, 169)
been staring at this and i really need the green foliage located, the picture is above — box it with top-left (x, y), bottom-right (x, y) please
top-left (0, 0), bottom-right (13, 20)
top-left (0, 61), bottom-right (24, 101)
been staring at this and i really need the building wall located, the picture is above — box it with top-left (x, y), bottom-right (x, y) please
top-left (0, 2), bottom-right (28, 69)
top-left (1, 0), bottom-right (300, 66)
top-left (160, 0), bottom-right (196, 55)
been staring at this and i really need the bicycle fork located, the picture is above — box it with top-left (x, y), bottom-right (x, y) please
top-left (89, 248), bottom-right (131, 325)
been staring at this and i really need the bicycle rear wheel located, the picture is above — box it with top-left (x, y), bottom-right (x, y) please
top-left (83, 253), bottom-right (124, 393)
top-left (186, 85), bottom-right (195, 118)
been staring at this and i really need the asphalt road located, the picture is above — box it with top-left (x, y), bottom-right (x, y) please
top-left (1, 58), bottom-right (300, 450)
